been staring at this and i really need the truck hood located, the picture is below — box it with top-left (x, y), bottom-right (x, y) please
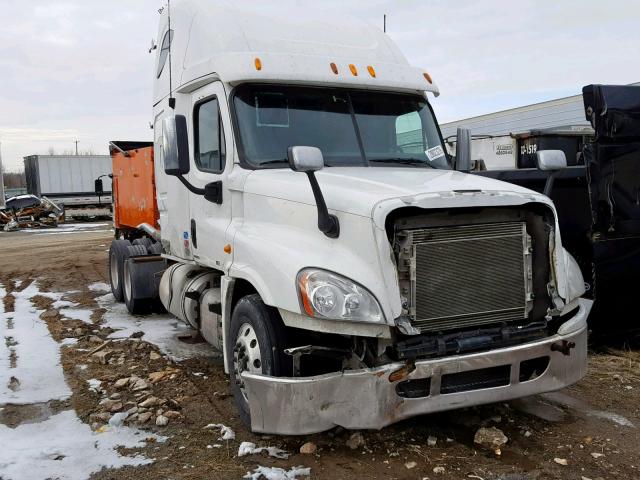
top-left (242, 167), bottom-right (548, 221)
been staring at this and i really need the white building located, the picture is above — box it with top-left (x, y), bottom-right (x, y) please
top-left (439, 82), bottom-right (640, 139)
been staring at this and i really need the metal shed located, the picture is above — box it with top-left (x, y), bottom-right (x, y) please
top-left (439, 82), bottom-right (640, 139)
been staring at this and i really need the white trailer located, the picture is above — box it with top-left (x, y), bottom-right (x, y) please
top-left (446, 134), bottom-right (518, 170)
top-left (107, 0), bottom-right (592, 435)
top-left (23, 155), bottom-right (112, 207)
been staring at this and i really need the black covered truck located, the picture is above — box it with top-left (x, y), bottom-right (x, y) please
top-left (470, 85), bottom-right (640, 329)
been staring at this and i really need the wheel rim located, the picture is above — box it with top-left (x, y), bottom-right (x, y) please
top-left (110, 252), bottom-right (119, 291)
top-left (233, 322), bottom-right (262, 401)
top-left (123, 261), bottom-right (132, 301)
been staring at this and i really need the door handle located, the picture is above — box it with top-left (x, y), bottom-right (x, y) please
top-left (190, 219), bottom-right (198, 249)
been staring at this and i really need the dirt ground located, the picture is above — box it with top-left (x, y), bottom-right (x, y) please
top-left (1, 225), bottom-right (639, 480)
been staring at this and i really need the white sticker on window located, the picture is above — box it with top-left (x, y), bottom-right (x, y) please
top-left (426, 145), bottom-right (444, 161)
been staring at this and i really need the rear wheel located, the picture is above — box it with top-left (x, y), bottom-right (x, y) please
top-left (132, 237), bottom-right (154, 251)
top-left (123, 259), bottom-right (153, 314)
top-left (148, 242), bottom-right (164, 255)
top-left (108, 239), bottom-right (131, 301)
top-left (227, 294), bottom-right (288, 429)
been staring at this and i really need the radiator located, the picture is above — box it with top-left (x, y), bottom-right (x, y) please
top-left (405, 222), bottom-right (533, 332)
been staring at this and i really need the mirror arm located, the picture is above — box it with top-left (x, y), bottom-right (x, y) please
top-left (305, 172), bottom-right (340, 238)
top-left (176, 174), bottom-right (205, 195)
top-left (543, 170), bottom-right (561, 197)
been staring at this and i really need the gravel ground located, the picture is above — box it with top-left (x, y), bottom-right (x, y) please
top-left (0, 224), bottom-right (638, 480)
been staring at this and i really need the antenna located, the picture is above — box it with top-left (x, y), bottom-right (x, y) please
top-left (383, 14), bottom-right (386, 33)
top-left (167, 0), bottom-right (175, 109)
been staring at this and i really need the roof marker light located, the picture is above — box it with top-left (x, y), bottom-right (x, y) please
top-left (367, 66), bottom-right (376, 78)
top-left (254, 57), bottom-right (262, 71)
top-left (330, 62), bottom-right (339, 74)
top-left (423, 72), bottom-right (433, 84)
top-left (349, 64), bottom-right (358, 76)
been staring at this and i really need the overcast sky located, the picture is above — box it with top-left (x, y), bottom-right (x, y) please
top-left (1, 0), bottom-right (639, 171)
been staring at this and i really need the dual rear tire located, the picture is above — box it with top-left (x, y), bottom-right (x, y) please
top-left (108, 238), bottom-right (163, 314)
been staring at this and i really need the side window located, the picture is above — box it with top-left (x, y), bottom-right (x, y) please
top-left (395, 111), bottom-right (425, 154)
top-left (195, 97), bottom-right (226, 173)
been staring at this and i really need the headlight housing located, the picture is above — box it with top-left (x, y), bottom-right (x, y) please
top-left (297, 269), bottom-right (384, 323)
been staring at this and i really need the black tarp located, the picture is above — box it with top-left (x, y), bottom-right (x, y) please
top-left (582, 85), bottom-right (640, 327)
top-left (584, 142), bottom-right (640, 235)
top-left (583, 84), bottom-right (640, 141)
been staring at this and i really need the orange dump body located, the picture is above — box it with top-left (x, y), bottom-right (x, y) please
top-left (109, 141), bottom-right (158, 232)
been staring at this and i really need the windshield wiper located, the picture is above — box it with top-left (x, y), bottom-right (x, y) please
top-left (259, 159), bottom-right (289, 166)
top-left (369, 158), bottom-right (435, 168)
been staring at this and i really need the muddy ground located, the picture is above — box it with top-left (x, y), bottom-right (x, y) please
top-left (0, 225), bottom-right (639, 480)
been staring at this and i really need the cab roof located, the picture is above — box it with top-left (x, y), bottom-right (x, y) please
top-left (153, 0), bottom-right (439, 105)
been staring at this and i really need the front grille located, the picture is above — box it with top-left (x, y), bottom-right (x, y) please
top-left (407, 222), bottom-right (532, 332)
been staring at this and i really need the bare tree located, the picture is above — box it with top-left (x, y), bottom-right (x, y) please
top-left (47, 146), bottom-right (56, 155)
top-left (4, 172), bottom-right (26, 188)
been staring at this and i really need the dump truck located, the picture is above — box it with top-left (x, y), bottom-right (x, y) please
top-left (105, 0), bottom-right (592, 434)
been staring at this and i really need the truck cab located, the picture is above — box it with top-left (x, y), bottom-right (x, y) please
top-left (109, 0), bottom-right (591, 434)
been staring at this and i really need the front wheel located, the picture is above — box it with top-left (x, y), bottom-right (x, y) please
top-left (227, 294), bottom-right (288, 429)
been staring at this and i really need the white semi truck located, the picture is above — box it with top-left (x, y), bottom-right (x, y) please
top-left (108, 1), bottom-right (592, 434)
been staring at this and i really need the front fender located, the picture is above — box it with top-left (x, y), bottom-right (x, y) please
top-left (229, 193), bottom-right (402, 324)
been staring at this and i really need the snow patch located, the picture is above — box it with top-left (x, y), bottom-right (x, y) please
top-left (87, 378), bottom-right (102, 394)
top-left (108, 412), bottom-right (129, 428)
top-left (52, 300), bottom-right (79, 309)
top-left (60, 308), bottom-right (93, 324)
top-left (20, 223), bottom-right (111, 235)
top-left (203, 423), bottom-right (235, 440)
top-left (97, 293), bottom-right (215, 361)
top-left (244, 466), bottom-right (311, 480)
top-left (0, 282), bottom-right (71, 405)
top-left (0, 410), bottom-right (162, 480)
top-left (61, 338), bottom-right (78, 346)
top-left (238, 441), bottom-right (289, 459)
top-left (88, 282), bottom-right (111, 293)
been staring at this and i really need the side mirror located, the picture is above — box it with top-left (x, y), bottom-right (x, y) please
top-left (287, 146), bottom-right (324, 172)
top-left (94, 178), bottom-right (104, 195)
top-left (162, 115), bottom-right (190, 176)
top-left (536, 150), bottom-right (567, 171)
top-left (455, 127), bottom-right (471, 172)
top-left (287, 146), bottom-right (339, 238)
top-left (536, 150), bottom-right (567, 197)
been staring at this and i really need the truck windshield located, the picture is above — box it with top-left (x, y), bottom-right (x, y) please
top-left (233, 85), bottom-right (448, 169)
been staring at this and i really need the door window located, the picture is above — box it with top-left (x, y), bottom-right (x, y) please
top-left (195, 97), bottom-right (226, 173)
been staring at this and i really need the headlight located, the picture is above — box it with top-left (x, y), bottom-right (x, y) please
top-left (297, 269), bottom-right (384, 323)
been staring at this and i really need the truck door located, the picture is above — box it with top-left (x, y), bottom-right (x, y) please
top-left (187, 81), bottom-right (233, 271)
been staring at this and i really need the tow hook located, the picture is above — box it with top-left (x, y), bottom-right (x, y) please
top-left (550, 340), bottom-right (576, 356)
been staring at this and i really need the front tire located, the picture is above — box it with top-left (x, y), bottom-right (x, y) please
top-left (227, 294), bottom-right (288, 430)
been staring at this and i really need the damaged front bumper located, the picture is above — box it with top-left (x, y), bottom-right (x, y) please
top-left (242, 299), bottom-right (592, 435)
